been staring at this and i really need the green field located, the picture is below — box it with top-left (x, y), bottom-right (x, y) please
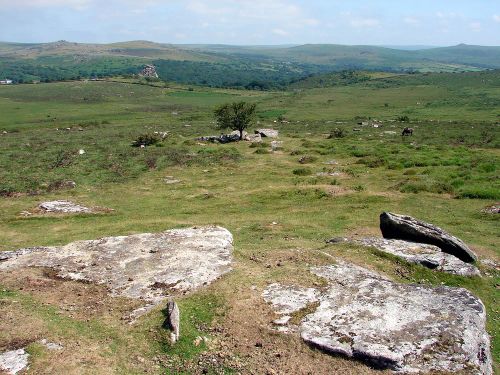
top-left (0, 72), bottom-right (499, 374)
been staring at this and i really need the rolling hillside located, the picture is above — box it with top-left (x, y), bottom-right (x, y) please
top-left (1, 41), bottom-right (499, 86)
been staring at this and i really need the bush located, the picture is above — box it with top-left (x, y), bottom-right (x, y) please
top-left (397, 115), bottom-right (410, 122)
top-left (254, 148), bottom-right (270, 154)
top-left (132, 133), bottom-right (160, 147)
top-left (293, 167), bottom-right (313, 176)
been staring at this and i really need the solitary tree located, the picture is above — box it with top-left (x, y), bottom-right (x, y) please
top-left (214, 101), bottom-right (257, 140)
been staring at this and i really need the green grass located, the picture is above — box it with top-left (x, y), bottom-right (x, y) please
top-left (0, 74), bottom-right (498, 373)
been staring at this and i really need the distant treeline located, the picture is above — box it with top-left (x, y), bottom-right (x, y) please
top-left (3, 55), bottom-right (497, 91)
top-left (0, 56), bottom-right (143, 83)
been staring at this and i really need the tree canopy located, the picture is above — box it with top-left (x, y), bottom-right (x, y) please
top-left (214, 101), bottom-right (257, 140)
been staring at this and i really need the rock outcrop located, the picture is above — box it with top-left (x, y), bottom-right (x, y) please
top-left (255, 129), bottom-right (279, 138)
top-left (356, 237), bottom-right (480, 276)
top-left (0, 226), bottom-right (233, 317)
top-left (39, 200), bottom-right (92, 213)
top-left (0, 349), bottom-right (29, 374)
top-left (139, 64), bottom-right (158, 78)
top-left (263, 262), bottom-right (491, 374)
top-left (380, 212), bottom-right (477, 263)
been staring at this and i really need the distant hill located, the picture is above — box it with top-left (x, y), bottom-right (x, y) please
top-left (1, 41), bottom-right (499, 87)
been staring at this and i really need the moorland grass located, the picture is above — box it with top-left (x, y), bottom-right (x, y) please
top-left (0, 76), bottom-right (498, 373)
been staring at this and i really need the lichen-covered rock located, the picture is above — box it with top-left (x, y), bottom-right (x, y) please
top-left (263, 262), bottom-right (491, 374)
top-left (39, 200), bottom-right (91, 213)
top-left (262, 283), bottom-right (319, 314)
top-left (0, 349), bottom-right (29, 374)
top-left (380, 212), bottom-right (477, 263)
top-left (255, 129), bottom-right (279, 138)
top-left (0, 227), bottom-right (233, 316)
top-left (357, 237), bottom-right (480, 276)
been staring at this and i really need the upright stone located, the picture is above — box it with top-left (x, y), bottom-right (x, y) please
top-left (380, 212), bottom-right (477, 263)
top-left (165, 301), bottom-right (180, 343)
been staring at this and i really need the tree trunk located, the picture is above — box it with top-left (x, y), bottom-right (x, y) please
top-left (239, 129), bottom-right (243, 140)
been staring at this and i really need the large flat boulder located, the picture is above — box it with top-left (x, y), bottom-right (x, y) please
top-left (255, 129), bottom-right (279, 138)
top-left (39, 200), bottom-right (91, 213)
top-left (380, 212), bottom-right (477, 263)
top-left (263, 262), bottom-right (491, 374)
top-left (357, 237), bottom-right (480, 276)
top-left (0, 226), bottom-right (233, 316)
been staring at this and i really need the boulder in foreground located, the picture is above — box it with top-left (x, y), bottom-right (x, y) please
top-left (263, 262), bottom-right (491, 374)
top-left (0, 226), bottom-right (233, 318)
top-left (380, 212), bottom-right (477, 263)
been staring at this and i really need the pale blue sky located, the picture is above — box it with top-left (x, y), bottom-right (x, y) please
top-left (0, 0), bottom-right (499, 45)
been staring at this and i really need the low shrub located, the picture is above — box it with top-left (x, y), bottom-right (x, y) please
top-left (132, 133), bottom-right (160, 147)
top-left (293, 167), bottom-right (313, 176)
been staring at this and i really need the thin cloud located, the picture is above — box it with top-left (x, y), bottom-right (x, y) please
top-left (350, 18), bottom-right (380, 28)
top-left (493, 15), bottom-right (500, 23)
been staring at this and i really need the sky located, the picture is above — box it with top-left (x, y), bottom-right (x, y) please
top-left (0, 0), bottom-right (499, 46)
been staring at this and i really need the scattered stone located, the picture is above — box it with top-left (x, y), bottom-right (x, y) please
top-left (356, 237), bottom-right (480, 276)
top-left (197, 133), bottom-right (239, 144)
top-left (270, 141), bottom-right (283, 152)
top-left (383, 131), bottom-right (397, 135)
top-left (323, 160), bottom-right (338, 165)
top-left (273, 315), bottom-right (291, 326)
top-left (78, 149), bottom-right (85, 155)
top-left (0, 349), bottom-right (29, 374)
top-left (263, 261), bottom-right (492, 374)
top-left (316, 172), bottom-right (342, 177)
top-left (481, 204), bottom-right (500, 214)
top-left (39, 200), bottom-right (91, 213)
top-left (164, 177), bottom-right (181, 185)
top-left (481, 258), bottom-right (500, 271)
top-left (244, 133), bottom-right (262, 143)
top-left (164, 301), bottom-right (180, 343)
top-left (255, 129), bottom-right (279, 138)
top-left (40, 339), bottom-right (64, 351)
top-left (0, 226), bottom-right (233, 319)
top-left (380, 212), bottom-right (477, 263)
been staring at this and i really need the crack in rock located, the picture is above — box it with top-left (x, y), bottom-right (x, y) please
top-left (263, 261), bottom-right (491, 374)
top-left (356, 237), bottom-right (480, 277)
top-left (0, 226), bottom-right (233, 319)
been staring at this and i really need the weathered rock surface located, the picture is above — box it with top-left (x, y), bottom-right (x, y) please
top-left (244, 133), bottom-right (262, 143)
top-left (198, 133), bottom-right (240, 144)
top-left (39, 200), bottom-right (92, 213)
top-left (139, 64), bottom-right (158, 78)
top-left (357, 237), bottom-right (480, 276)
top-left (263, 262), bottom-right (491, 374)
top-left (0, 349), bottom-right (29, 374)
top-left (262, 283), bottom-right (319, 314)
top-left (255, 129), bottom-right (279, 138)
top-left (0, 227), bottom-right (233, 316)
top-left (380, 212), bottom-right (477, 263)
top-left (165, 301), bottom-right (180, 343)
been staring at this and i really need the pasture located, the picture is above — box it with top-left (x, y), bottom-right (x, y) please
top-left (0, 74), bottom-right (498, 374)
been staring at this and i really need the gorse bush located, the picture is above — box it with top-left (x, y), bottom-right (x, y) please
top-left (132, 133), bottom-right (160, 147)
